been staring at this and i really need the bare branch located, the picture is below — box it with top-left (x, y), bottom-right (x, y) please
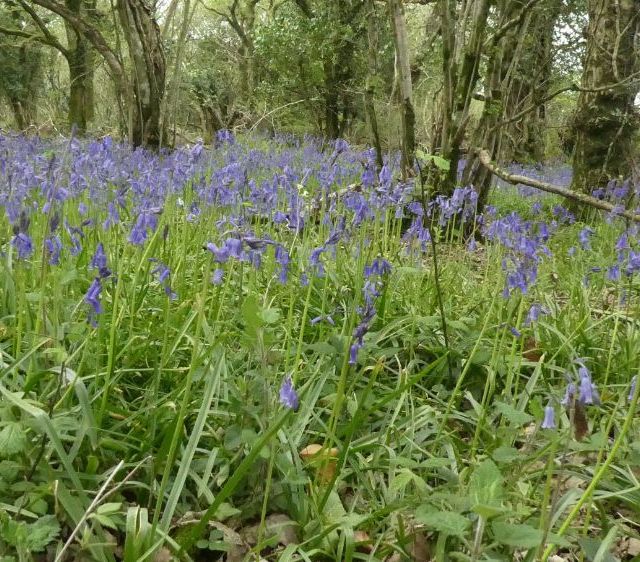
top-left (487, 0), bottom-right (544, 47)
top-left (474, 149), bottom-right (640, 223)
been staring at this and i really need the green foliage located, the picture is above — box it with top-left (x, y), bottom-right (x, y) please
top-left (0, 513), bottom-right (60, 554)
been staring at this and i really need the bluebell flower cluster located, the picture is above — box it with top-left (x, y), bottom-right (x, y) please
top-left (484, 212), bottom-right (551, 297)
top-left (349, 258), bottom-right (392, 365)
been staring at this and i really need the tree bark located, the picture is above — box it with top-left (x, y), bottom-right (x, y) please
top-left (429, 0), bottom-right (491, 195)
top-left (65, 0), bottom-right (95, 133)
top-left (571, 0), bottom-right (640, 195)
top-left (364, 0), bottom-right (383, 170)
top-left (463, 0), bottom-right (530, 210)
top-left (31, 0), bottom-right (165, 149)
top-left (117, 0), bottom-right (166, 148)
top-left (293, 0), bottom-right (360, 141)
top-left (505, 1), bottom-right (558, 163)
top-left (389, 0), bottom-right (415, 176)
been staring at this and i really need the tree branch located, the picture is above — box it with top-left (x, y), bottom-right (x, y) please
top-left (16, 0), bottom-right (70, 56)
top-left (487, 0), bottom-right (544, 47)
top-left (30, 0), bottom-right (125, 85)
top-left (474, 148), bottom-right (640, 223)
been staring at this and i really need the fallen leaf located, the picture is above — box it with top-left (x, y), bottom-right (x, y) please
top-left (354, 530), bottom-right (373, 554)
top-left (299, 444), bottom-right (339, 483)
top-left (522, 337), bottom-right (543, 362)
top-left (241, 514), bottom-right (298, 547)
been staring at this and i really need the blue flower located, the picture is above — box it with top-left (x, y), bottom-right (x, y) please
top-left (577, 362), bottom-right (600, 405)
top-left (578, 227), bottom-right (594, 250)
top-left (541, 406), bottom-right (556, 429)
top-left (211, 269), bottom-right (224, 285)
top-left (275, 245), bottom-right (290, 284)
top-left (90, 243), bottom-right (111, 278)
top-left (150, 259), bottom-right (176, 300)
top-left (560, 382), bottom-right (576, 406)
top-left (85, 277), bottom-right (102, 326)
top-left (629, 376), bottom-right (637, 402)
top-left (45, 236), bottom-right (62, 265)
top-left (12, 233), bottom-right (33, 259)
top-left (279, 376), bottom-right (299, 411)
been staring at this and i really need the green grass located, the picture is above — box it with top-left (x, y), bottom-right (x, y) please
top-left (0, 137), bottom-right (639, 562)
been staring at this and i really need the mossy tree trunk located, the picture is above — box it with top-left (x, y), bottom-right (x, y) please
top-left (65, 0), bottom-right (95, 133)
top-left (571, 0), bottom-right (640, 194)
top-left (389, 0), bottom-right (415, 176)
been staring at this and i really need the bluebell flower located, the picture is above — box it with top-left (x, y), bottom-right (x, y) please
top-left (216, 129), bottom-right (235, 145)
top-left (524, 303), bottom-right (547, 326)
top-left (90, 243), bottom-right (111, 278)
top-left (85, 277), bottom-right (102, 326)
top-left (333, 138), bottom-right (349, 154)
top-left (541, 406), bottom-right (556, 429)
top-left (561, 382), bottom-right (576, 406)
top-left (211, 268), bottom-right (224, 285)
top-left (45, 236), bottom-right (62, 265)
top-left (12, 232), bottom-right (33, 259)
top-left (629, 376), bottom-right (637, 402)
top-left (379, 164), bottom-right (392, 186)
top-left (364, 257), bottom-right (392, 278)
top-left (279, 376), bottom-right (299, 411)
top-left (311, 314), bottom-right (335, 326)
top-left (150, 259), bottom-right (176, 300)
top-left (577, 361), bottom-right (600, 405)
top-left (578, 226), bottom-right (594, 250)
top-left (349, 344), bottom-right (360, 365)
top-left (275, 245), bottom-right (290, 284)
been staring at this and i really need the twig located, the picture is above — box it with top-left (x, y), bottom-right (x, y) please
top-left (474, 148), bottom-right (640, 223)
top-left (54, 457), bottom-right (149, 562)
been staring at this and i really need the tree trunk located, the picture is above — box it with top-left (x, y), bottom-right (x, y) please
top-left (464, 0), bottom-right (529, 210)
top-left (117, 0), bottom-right (166, 148)
top-left (571, 0), bottom-right (640, 195)
top-left (506, 2), bottom-right (558, 163)
top-left (65, 1), bottom-right (94, 133)
top-left (65, 0), bottom-right (95, 133)
top-left (322, 61), bottom-right (341, 140)
top-left (429, 0), bottom-right (491, 195)
top-left (389, 0), bottom-right (415, 176)
top-left (364, 0), bottom-right (383, 170)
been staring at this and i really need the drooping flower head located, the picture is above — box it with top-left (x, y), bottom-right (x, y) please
top-left (541, 405), bottom-right (556, 429)
top-left (85, 277), bottom-right (103, 326)
top-left (11, 232), bottom-right (33, 259)
top-left (90, 243), bottom-right (111, 278)
top-left (279, 376), bottom-right (299, 412)
top-left (577, 360), bottom-right (600, 405)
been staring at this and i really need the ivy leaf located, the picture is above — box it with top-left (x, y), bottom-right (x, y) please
top-left (0, 422), bottom-right (27, 457)
top-left (415, 506), bottom-right (470, 539)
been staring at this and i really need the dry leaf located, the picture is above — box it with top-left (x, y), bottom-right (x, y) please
top-left (409, 531), bottom-right (430, 562)
top-left (299, 444), bottom-right (339, 483)
top-left (572, 401), bottom-right (590, 441)
top-left (522, 337), bottom-right (543, 362)
top-left (241, 514), bottom-right (298, 547)
top-left (354, 530), bottom-right (373, 554)
top-left (153, 547), bottom-right (173, 562)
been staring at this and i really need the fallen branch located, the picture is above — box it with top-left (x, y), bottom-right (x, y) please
top-left (474, 149), bottom-right (640, 223)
